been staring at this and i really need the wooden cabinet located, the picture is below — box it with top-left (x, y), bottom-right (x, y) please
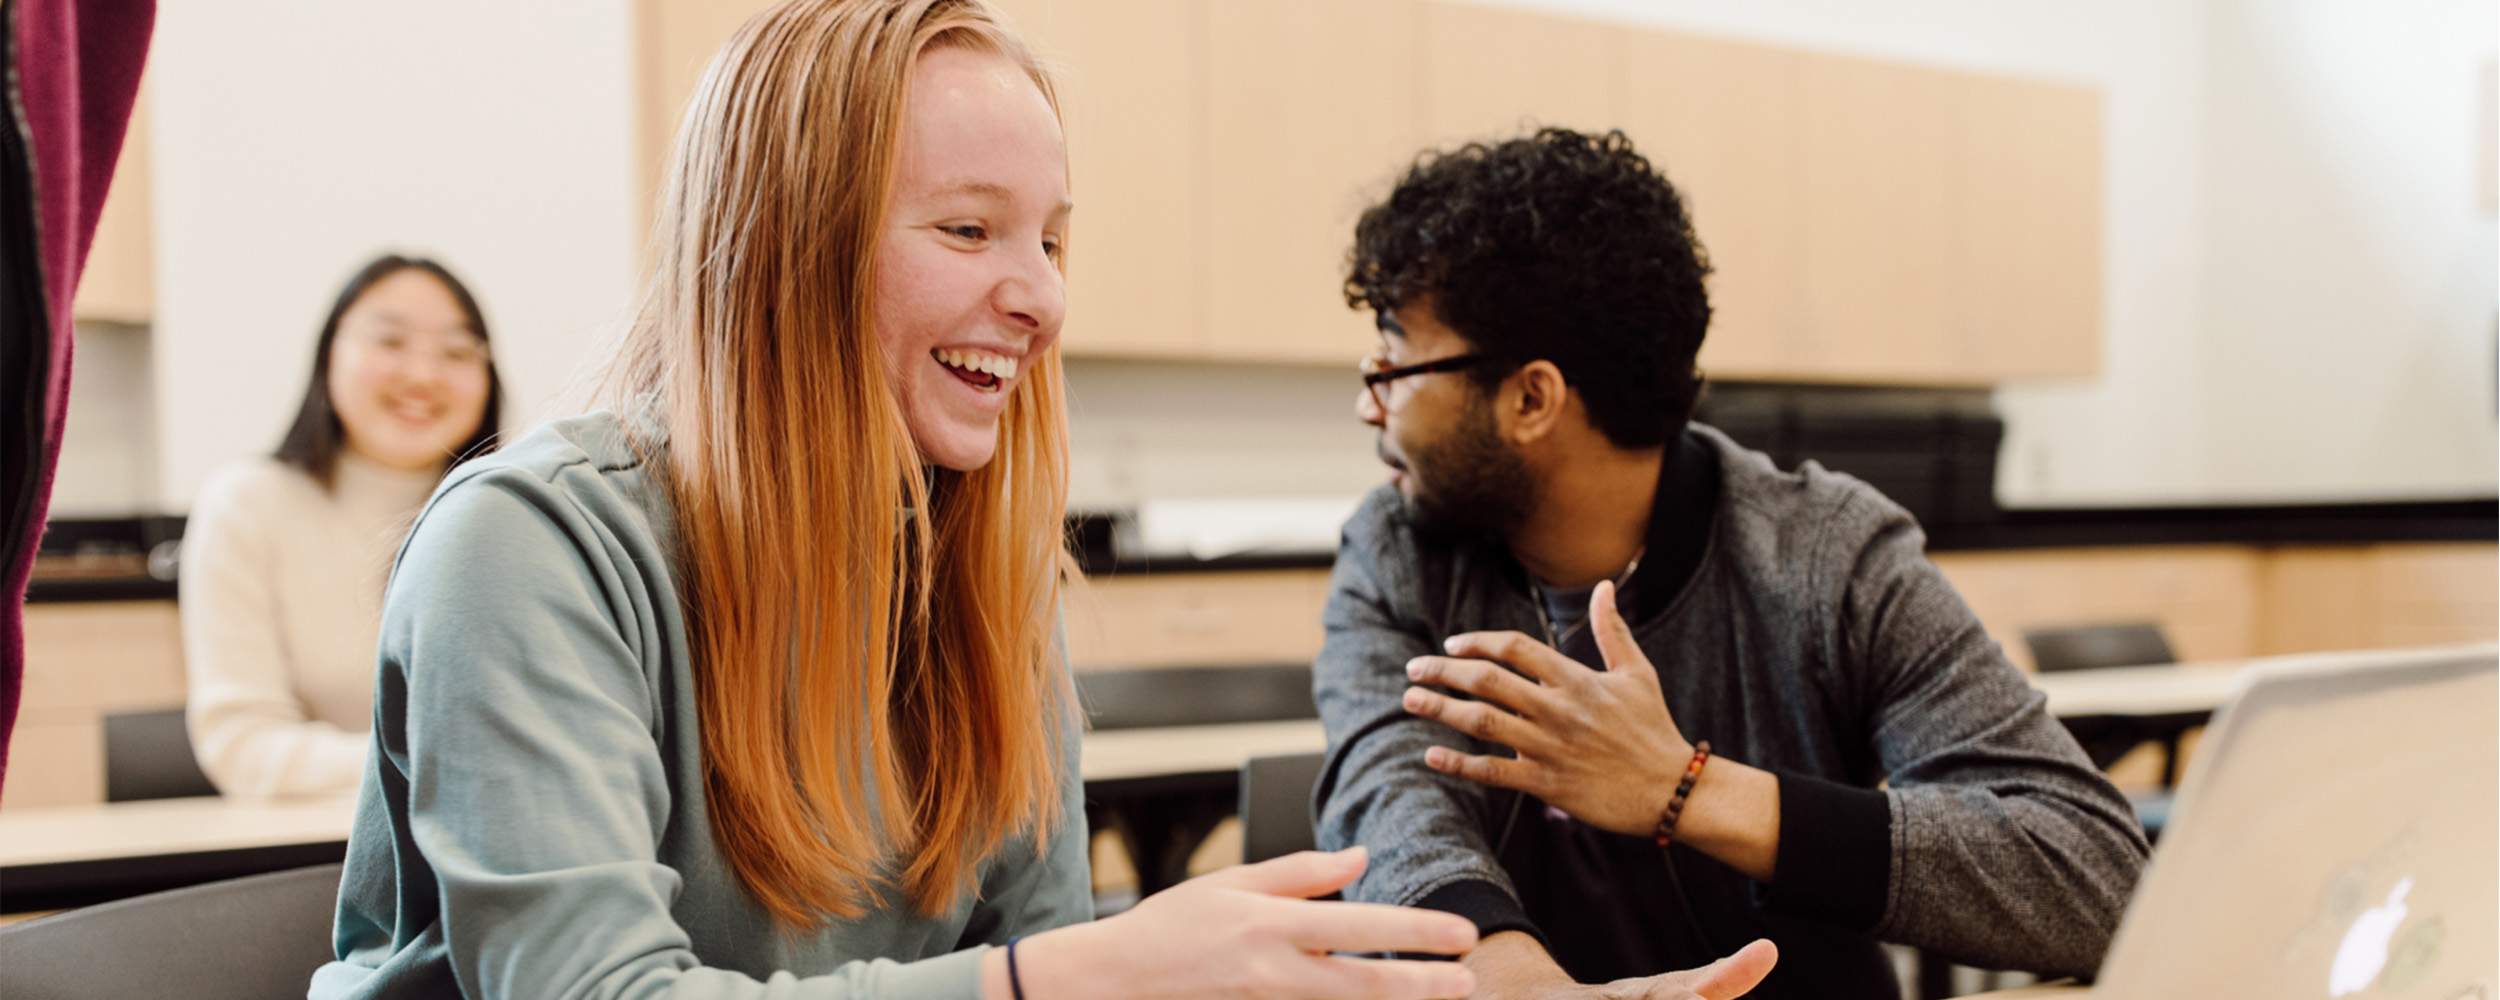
top-left (1796, 56), bottom-right (1963, 381)
top-left (632, 0), bottom-right (2104, 378)
top-left (1931, 546), bottom-right (2266, 672)
top-left (1064, 569), bottom-right (1331, 672)
top-left (6, 601), bottom-right (186, 810)
top-left (1420, 2), bottom-right (1614, 143)
top-left (2259, 543), bottom-right (2500, 654)
top-left (633, 0), bottom-right (775, 238)
top-left (73, 85), bottom-right (152, 325)
top-left (1956, 76), bottom-right (2103, 379)
top-left (1003, 0), bottom-right (1202, 357)
top-left (1933, 541), bottom-right (2498, 674)
top-left (1201, 0), bottom-right (1419, 364)
top-left (1618, 34), bottom-right (1804, 378)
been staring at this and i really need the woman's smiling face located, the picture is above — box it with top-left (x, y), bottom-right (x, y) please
top-left (326, 267), bottom-right (493, 472)
top-left (872, 44), bottom-right (1070, 472)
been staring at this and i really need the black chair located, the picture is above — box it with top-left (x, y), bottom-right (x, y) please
top-left (0, 862), bottom-right (343, 1000)
top-left (102, 708), bottom-right (220, 801)
top-left (1238, 751), bottom-right (1325, 864)
top-left (2025, 623), bottom-right (2175, 673)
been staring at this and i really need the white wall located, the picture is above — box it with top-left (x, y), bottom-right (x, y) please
top-left (50, 323), bottom-right (157, 516)
top-left (2195, 0), bottom-right (2498, 502)
top-left (149, 0), bottom-right (641, 510)
top-left (1475, 0), bottom-right (2497, 506)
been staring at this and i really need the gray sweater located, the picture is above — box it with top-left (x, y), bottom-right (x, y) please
top-left (1313, 425), bottom-right (2147, 997)
top-left (310, 404), bottom-right (1093, 1000)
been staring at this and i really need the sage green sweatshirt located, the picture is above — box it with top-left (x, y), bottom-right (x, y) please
top-left (310, 402), bottom-right (1092, 1000)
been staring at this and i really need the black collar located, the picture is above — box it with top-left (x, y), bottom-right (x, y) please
top-left (1493, 427), bottom-right (1722, 644)
top-left (1621, 427), bottom-right (1721, 624)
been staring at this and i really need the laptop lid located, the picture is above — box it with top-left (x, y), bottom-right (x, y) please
top-left (2095, 644), bottom-right (2497, 1000)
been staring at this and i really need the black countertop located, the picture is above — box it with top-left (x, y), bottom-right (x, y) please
top-left (28, 499), bottom-right (2495, 601)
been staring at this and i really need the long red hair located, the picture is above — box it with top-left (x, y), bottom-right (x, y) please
top-left (600, 0), bottom-right (1069, 926)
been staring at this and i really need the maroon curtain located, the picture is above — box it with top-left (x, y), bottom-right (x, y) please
top-left (0, 0), bottom-right (154, 795)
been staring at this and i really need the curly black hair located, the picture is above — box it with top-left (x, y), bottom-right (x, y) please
top-left (1344, 127), bottom-right (1711, 449)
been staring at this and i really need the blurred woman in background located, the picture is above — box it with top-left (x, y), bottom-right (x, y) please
top-left (180, 254), bottom-right (501, 798)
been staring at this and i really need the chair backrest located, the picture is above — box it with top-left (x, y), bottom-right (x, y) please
top-left (1238, 751), bottom-right (1327, 865)
top-left (2024, 623), bottom-right (2177, 673)
top-left (102, 708), bottom-right (219, 801)
top-left (0, 862), bottom-right (342, 1000)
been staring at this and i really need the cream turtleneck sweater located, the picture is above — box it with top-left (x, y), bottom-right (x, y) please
top-left (180, 451), bottom-right (440, 798)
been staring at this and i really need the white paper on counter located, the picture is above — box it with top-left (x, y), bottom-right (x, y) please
top-left (1136, 496), bottom-right (1367, 560)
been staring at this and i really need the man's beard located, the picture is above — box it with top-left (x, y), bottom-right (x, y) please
top-left (1400, 398), bottom-right (1535, 536)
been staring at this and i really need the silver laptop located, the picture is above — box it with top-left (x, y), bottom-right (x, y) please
top-left (2094, 644), bottom-right (2497, 999)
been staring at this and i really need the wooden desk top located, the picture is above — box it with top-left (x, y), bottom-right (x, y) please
top-left (2028, 660), bottom-right (2250, 717)
top-left (0, 793), bottom-right (358, 870)
top-left (0, 722), bottom-right (1335, 873)
top-left (1080, 719), bottom-right (1326, 783)
top-left (2026, 642), bottom-right (2498, 718)
top-left (20, 646), bottom-right (2479, 876)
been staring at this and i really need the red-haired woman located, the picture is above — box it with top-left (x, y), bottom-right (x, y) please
top-left (310, 2), bottom-right (1522, 998)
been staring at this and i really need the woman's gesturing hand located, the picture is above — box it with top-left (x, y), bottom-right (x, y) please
top-left (995, 846), bottom-right (1478, 1000)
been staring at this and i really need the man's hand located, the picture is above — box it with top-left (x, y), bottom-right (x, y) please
top-left (1561, 940), bottom-right (1780, 1000)
top-left (1400, 579), bottom-right (1691, 837)
top-left (1463, 930), bottom-right (1778, 1000)
top-left (1401, 580), bottom-right (1784, 881)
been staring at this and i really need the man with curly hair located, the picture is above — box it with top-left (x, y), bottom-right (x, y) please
top-left (1312, 127), bottom-right (2149, 1000)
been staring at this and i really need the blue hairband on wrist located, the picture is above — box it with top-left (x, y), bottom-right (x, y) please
top-left (1006, 935), bottom-right (1029, 1000)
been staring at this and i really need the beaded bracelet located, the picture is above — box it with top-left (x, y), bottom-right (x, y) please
top-left (1653, 740), bottom-right (1713, 847)
top-left (1007, 935), bottom-right (1029, 1000)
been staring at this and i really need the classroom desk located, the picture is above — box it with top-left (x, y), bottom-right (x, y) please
top-left (16, 649), bottom-right (2390, 914)
top-left (0, 793), bottom-right (358, 911)
top-left (2028, 659), bottom-right (2247, 717)
top-left (0, 721), bottom-right (1334, 913)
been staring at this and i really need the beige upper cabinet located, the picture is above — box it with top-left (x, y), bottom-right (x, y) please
top-left (634, 0), bottom-right (775, 225)
top-left (1796, 54), bottom-right (1964, 382)
top-left (629, 0), bottom-right (2102, 381)
top-left (74, 85), bottom-right (152, 326)
top-left (1201, 0), bottom-right (1419, 365)
top-left (1420, 3), bottom-right (1615, 145)
top-left (1957, 75), bottom-right (2103, 379)
top-left (1002, 0), bottom-right (1201, 358)
top-left (1616, 32), bottom-right (1804, 379)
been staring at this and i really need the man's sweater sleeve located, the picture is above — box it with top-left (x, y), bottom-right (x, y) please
top-left (1310, 491), bottom-right (1541, 944)
top-left (1836, 501), bottom-right (2151, 977)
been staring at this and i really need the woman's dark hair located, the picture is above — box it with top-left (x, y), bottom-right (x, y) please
top-left (1344, 127), bottom-right (1712, 449)
top-left (274, 254), bottom-right (503, 489)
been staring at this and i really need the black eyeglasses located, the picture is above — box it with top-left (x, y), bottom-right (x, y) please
top-left (1359, 353), bottom-right (1486, 411)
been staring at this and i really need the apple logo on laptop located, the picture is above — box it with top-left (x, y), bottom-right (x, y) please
top-left (2329, 876), bottom-right (2413, 997)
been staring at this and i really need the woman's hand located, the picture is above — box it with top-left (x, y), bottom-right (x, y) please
top-left (994, 846), bottom-right (1478, 1000)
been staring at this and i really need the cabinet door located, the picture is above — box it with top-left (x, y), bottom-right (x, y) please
top-left (1798, 54), bottom-right (1962, 383)
top-left (1065, 570), bottom-right (1332, 671)
top-left (1201, 0), bottom-right (1418, 364)
top-left (1420, 1), bottom-right (1615, 147)
top-left (1006, 0), bottom-right (1201, 357)
top-left (74, 85), bottom-right (153, 325)
top-left (1617, 32), bottom-right (1803, 379)
top-left (1958, 75), bottom-right (2101, 379)
top-left (635, 0), bottom-right (778, 236)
